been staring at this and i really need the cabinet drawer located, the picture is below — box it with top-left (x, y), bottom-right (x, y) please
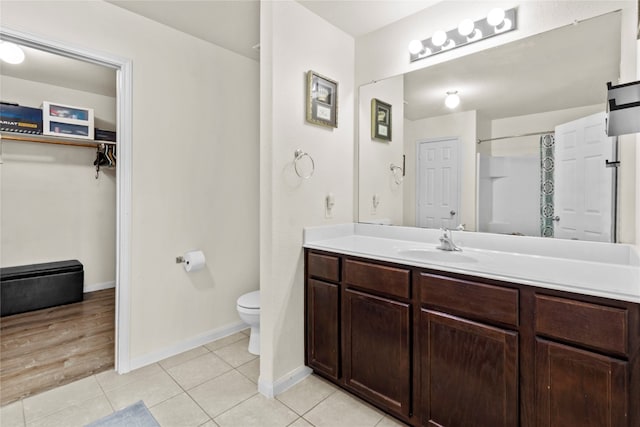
top-left (419, 273), bottom-right (519, 327)
top-left (308, 252), bottom-right (340, 282)
top-left (344, 259), bottom-right (410, 299)
top-left (535, 294), bottom-right (628, 357)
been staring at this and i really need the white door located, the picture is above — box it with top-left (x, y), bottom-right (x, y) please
top-left (416, 138), bottom-right (460, 229)
top-left (554, 112), bottom-right (614, 242)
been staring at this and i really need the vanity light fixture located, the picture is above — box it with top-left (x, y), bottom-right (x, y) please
top-left (445, 91), bottom-right (460, 109)
top-left (0, 41), bottom-right (25, 64)
top-left (408, 7), bottom-right (517, 63)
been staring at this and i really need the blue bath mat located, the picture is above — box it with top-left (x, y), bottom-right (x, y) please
top-left (85, 400), bottom-right (160, 427)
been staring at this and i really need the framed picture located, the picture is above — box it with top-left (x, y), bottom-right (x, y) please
top-left (306, 70), bottom-right (338, 128)
top-left (371, 98), bottom-right (392, 141)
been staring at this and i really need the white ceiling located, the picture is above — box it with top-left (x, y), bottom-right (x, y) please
top-left (0, 45), bottom-right (117, 98)
top-left (106, 1), bottom-right (440, 60)
top-left (0, 1), bottom-right (621, 123)
top-left (106, 0), bottom-right (261, 61)
top-left (403, 11), bottom-right (621, 120)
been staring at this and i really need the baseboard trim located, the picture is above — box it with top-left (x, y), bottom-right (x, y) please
top-left (258, 365), bottom-right (312, 398)
top-left (84, 281), bottom-right (115, 293)
top-left (127, 321), bottom-right (247, 372)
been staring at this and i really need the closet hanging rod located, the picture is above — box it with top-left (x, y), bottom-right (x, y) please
top-left (0, 131), bottom-right (116, 148)
top-left (476, 130), bottom-right (554, 144)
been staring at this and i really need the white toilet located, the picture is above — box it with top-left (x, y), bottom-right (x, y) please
top-left (236, 290), bottom-right (260, 355)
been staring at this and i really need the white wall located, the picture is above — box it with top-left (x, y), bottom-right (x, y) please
top-left (1, 0), bottom-right (260, 367)
top-left (260, 0), bottom-right (354, 393)
top-left (478, 155), bottom-right (539, 236)
top-left (404, 110), bottom-right (477, 230)
top-left (1, 76), bottom-right (116, 290)
top-left (358, 75), bottom-right (404, 225)
top-left (357, 0), bottom-right (637, 243)
top-left (490, 104), bottom-right (603, 156)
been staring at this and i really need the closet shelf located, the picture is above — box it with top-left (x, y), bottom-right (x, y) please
top-left (0, 131), bottom-right (116, 148)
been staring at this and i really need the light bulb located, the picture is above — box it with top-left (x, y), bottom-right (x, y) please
top-left (495, 18), bottom-right (513, 33)
top-left (445, 91), bottom-right (460, 109)
top-left (443, 39), bottom-right (456, 50)
top-left (432, 30), bottom-right (447, 47)
top-left (0, 41), bottom-right (25, 64)
top-left (458, 19), bottom-right (475, 36)
top-left (467, 28), bottom-right (483, 41)
top-left (487, 8), bottom-right (506, 26)
top-left (408, 39), bottom-right (424, 55)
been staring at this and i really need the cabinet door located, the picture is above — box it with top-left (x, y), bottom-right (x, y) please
top-left (307, 279), bottom-right (340, 379)
top-left (343, 288), bottom-right (411, 417)
top-left (535, 339), bottom-right (628, 427)
top-left (421, 309), bottom-right (518, 427)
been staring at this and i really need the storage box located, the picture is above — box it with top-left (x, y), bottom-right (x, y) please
top-left (0, 103), bottom-right (43, 134)
top-left (94, 128), bottom-right (117, 142)
top-left (42, 101), bottom-right (94, 139)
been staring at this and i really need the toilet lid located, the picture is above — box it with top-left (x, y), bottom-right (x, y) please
top-left (238, 291), bottom-right (260, 309)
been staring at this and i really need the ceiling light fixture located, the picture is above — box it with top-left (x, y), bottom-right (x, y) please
top-left (0, 41), bottom-right (25, 64)
top-left (457, 19), bottom-right (475, 37)
top-left (445, 91), bottom-right (460, 109)
top-left (408, 7), bottom-right (517, 63)
top-left (408, 39), bottom-right (424, 55)
top-left (487, 8), bottom-right (506, 26)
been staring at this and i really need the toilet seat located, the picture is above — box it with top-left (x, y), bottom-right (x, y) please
top-left (237, 290), bottom-right (260, 310)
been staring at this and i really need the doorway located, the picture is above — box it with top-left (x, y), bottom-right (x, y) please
top-left (554, 112), bottom-right (615, 242)
top-left (0, 28), bottom-right (132, 377)
top-left (415, 138), bottom-right (461, 229)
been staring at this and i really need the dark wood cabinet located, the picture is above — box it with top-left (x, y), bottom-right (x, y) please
top-left (420, 309), bottom-right (518, 427)
top-left (306, 278), bottom-right (340, 379)
top-left (304, 249), bottom-right (640, 427)
top-left (535, 339), bottom-right (628, 427)
top-left (343, 288), bottom-right (411, 417)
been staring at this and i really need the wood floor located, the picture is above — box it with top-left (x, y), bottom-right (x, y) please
top-left (0, 288), bottom-right (115, 406)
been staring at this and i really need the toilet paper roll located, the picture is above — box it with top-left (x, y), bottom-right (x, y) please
top-left (183, 250), bottom-right (206, 272)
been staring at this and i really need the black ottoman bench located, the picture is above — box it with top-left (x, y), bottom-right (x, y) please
top-left (1, 260), bottom-right (84, 317)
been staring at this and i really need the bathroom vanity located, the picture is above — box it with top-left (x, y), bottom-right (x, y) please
top-left (303, 224), bottom-right (640, 427)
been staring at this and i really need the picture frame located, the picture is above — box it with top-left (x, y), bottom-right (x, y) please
top-left (371, 98), bottom-right (392, 141)
top-left (306, 70), bottom-right (338, 128)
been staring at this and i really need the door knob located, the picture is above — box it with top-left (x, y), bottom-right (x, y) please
top-left (450, 210), bottom-right (456, 216)
top-left (552, 216), bottom-right (560, 222)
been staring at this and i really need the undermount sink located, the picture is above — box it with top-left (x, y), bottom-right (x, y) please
top-left (396, 248), bottom-right (478, 264)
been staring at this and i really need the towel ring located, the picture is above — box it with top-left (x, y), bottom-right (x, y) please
top-left (294, 149), bottom-right (315, 179)
top-left (390, 163), bottom-right (404, 185)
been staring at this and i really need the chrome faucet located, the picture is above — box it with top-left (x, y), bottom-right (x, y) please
top-left (437, 228), bottom-right (461, 252)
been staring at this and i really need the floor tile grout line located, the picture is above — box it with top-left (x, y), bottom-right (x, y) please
top-left (20, 376), bottom-right (109, 425)
top-left (94, 372), bottom-right (116, 413)
top-left (206, 385), bottom-right (260, 422)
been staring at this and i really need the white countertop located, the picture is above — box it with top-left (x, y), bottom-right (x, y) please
top-left (303, 223), bottom-right (640, 304)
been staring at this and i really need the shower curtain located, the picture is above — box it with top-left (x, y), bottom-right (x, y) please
top-left (540, 134), bottom-right (555, 237)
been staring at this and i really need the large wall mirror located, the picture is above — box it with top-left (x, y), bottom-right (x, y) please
top-left (358, 11), bottom-right (625, 243)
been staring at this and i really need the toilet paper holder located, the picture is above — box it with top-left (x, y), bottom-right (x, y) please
top-left (176, 256), bottom-right (185, 263)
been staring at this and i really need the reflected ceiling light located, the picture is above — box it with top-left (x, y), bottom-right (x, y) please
top-left (0, 41), bottom-right (25, 64)
top-left (487, 8), bottom-right (506, 26)
top-left (458, 19), bottom-right (475, 37)
top-left (408, 7), bottom-right (517, 63)
top-left (431, 30), bottom-right (447, 47)
top-left (408, 39), bottom-right (424, 55)
top-left (445, 91), bottom-right (460, 109)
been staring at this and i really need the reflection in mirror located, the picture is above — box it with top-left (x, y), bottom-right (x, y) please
top-left (358, 11), bottom-right (623, 242)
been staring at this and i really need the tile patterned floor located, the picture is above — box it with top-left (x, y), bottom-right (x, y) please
top-left (0, 330), bottom-right (406, 427)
